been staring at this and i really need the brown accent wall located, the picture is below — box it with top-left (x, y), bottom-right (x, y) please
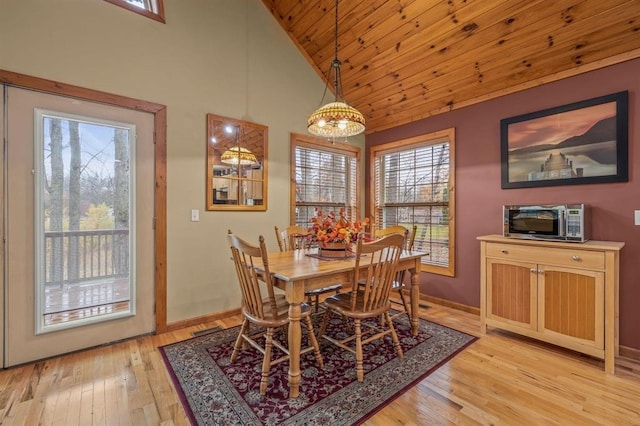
top-left (366, 58), bottom-right (640, 350)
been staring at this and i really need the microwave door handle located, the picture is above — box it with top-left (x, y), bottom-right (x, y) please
top-left (559, 209), bottom-right (566, 237)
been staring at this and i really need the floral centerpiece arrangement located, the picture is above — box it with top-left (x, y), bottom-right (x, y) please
top-left (309, 208), bottom-right (369, 255)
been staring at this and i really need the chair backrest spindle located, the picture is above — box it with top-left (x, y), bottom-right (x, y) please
top-left (351, 233), bottom-right (404, 312)
top-left (228, 230), bottom-right (278, 320)
top-left (373, 225), bottom-right (418, 285)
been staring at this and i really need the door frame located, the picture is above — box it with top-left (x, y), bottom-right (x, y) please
top-left (0, 69), bottom-right (168, 334)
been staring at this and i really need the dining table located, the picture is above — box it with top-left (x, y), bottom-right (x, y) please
top-left (261, 247), bottom-right (427, 398)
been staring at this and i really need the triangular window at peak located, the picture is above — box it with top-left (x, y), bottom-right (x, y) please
top-left (104, 0), bottom-right (165, 23)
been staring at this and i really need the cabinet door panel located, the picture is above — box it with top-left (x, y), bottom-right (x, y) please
top-left (479, 235), bottom-right (623, 373)
top-left (539, 265), bottom-right (604, 349)
top-left (487, 259), bottom-right (537, 330)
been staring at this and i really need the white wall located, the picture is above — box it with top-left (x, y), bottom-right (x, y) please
top-left (0, 0), bottom-right (365, 323)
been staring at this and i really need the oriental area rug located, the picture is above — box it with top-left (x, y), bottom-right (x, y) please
top-left (159, 313), bottom-right (476, 425)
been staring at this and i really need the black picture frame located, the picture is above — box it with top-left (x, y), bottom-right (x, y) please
top-left (500, 91), bottom-right (628, 189)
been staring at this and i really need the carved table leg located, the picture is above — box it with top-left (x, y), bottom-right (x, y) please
top-left (410, 265), bottom-right (420, 336)
top-left (287, 286), bottom-right (303, 398)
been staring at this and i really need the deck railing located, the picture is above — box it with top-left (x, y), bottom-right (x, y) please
top-left (44, 229), bottom-right (129, 285)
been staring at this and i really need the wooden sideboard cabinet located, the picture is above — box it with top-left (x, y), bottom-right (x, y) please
top-left (477, 235), bottom-right (624, 373)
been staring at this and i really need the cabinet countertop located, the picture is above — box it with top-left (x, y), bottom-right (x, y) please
top-left (477, 234), bottom-right (625, 251)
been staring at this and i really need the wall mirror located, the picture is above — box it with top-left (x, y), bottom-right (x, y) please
top-left (206, 114), bottom-right (268, 211)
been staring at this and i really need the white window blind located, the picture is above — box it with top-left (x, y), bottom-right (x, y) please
top-left (372, 129), bottom-right (455, 276)
top-left (293, 141), bottom-right (358, 228)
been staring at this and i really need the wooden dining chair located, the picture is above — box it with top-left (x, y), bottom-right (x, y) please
top-left (367, 225), bottom-right (418, 320)
top-left (388, 225), bottom-right (418, 320)
top-left (274, 225), bottom-right (311, 251)
top-left (274, 225), bottom-right (342, 312)
top-left (227, 230), bottom-right (324, 395)
top-left (317, 233), bottom-right (405, 382)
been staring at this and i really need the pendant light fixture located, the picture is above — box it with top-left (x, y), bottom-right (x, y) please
top-left (220, 146), bottom-right (257, 166)
top-left (220, 125), bottom-right (257, 166)
top-left (307, 0), bottom-right (365, 139)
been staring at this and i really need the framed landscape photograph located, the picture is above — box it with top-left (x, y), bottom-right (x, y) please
top-left (500, 91), bottom-right (628, 189)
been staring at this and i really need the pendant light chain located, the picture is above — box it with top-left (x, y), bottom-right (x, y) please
top-left (306, 0), bottom-right (366, 138)
top-left (332, 0), bottom-right (340, 102)
top-left (334, 0), bottom-right (338, 59)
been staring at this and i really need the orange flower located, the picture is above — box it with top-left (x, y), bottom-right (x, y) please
top-left (309, 208), bottom-right (369, 248)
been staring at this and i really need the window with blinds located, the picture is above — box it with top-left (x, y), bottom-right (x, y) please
top-left (291, 135), bottom-right (360, 228)
top-left (371, 128), bottom-right (455, 277)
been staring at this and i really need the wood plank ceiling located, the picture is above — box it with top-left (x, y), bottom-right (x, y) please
top-left (261, 0), bottom-right (640, 135)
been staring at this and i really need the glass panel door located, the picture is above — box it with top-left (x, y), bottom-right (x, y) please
top-left (35, 110), bottom-right (136, 333)
top-left (4, 86), bottom-right (154, 367)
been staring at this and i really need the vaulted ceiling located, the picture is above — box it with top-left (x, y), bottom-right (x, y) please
top-left (261, 0), bottom-right (640, 135)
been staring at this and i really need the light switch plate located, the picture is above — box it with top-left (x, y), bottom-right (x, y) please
top-left (635, 210), bottom-right (640, 226)
top-left (191, 209), bottom-right (200, 222)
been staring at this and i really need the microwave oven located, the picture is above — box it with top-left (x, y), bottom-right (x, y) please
top-left (503, 204), bottom-right (589, 242)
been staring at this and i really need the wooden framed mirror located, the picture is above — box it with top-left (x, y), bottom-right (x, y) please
top-left (206, 114), bottom-right (268, 211)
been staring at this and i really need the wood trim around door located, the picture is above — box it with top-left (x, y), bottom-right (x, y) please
top-left (0, 69), bottom-right (168, 333)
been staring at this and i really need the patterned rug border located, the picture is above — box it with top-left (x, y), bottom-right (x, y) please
top-left (159, 315), bottom-right (477, 425)
top-left (161, 349), bottom-right (200, 426)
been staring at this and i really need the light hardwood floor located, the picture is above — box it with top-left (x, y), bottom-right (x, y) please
top-left (1, 302), bottom-right (639, 425)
